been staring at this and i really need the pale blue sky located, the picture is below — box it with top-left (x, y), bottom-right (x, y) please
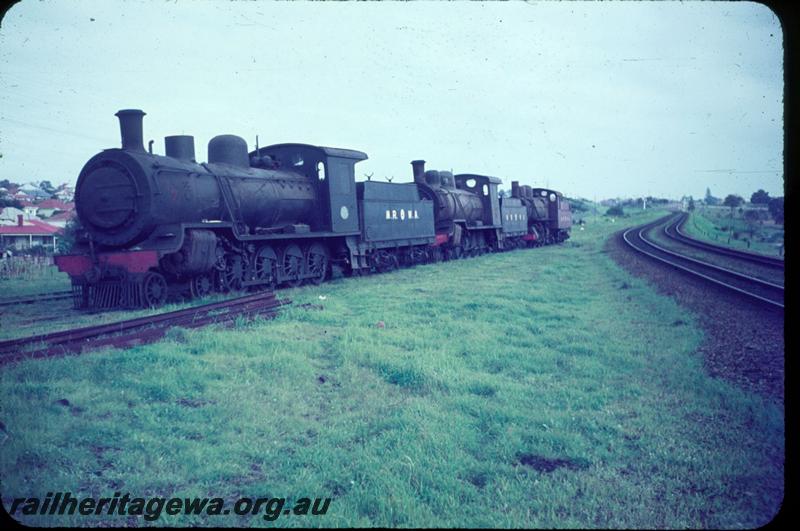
top-left (0, 0), bottom-right (784, 200)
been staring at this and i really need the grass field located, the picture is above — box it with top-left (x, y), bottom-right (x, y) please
top-left (0, 210), bottom-right (784, 528)
top-left (0, 264), bottom-right (71, 298)
top-left (684, 208), bottom-right (784, 257)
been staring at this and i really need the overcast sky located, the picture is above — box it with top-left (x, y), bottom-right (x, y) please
top-left (0, 0), bottom-right (784, 200)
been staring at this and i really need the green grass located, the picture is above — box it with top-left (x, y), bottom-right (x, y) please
top-left (685, 208), bottom-right (784, 257)
top-left (0, 210), bottom-right (784, 528)
top-left (0, 264), bottom-right (71, 298)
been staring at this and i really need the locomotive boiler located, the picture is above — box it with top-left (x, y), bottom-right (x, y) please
top-left (76, 110), bottom-right (318, 249)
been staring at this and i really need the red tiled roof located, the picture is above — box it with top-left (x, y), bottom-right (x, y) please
top-left (36, 199), bottom-right (71, 209)
top-left (0, 219), bottom-right (62, 235)
top-left (46, 211), bottom-right (76, 222)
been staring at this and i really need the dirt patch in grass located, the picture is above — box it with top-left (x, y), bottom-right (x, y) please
top-left (516, 453), bottom-right (588, 473)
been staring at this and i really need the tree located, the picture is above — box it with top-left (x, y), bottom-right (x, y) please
top-left (768, 197), bottom-right (784, 225)
top-left (567, 197), bottom-right (588, 212)
top-left (57, 218), bottom-right (84, 254)
top-left (743, 209), bottom-right (761, 246)
top-left (0, 197), bottom-right (23, 209)
top-left (39, 180), bottom-right (56, 194)
top-left (723, 194), bottom-right (744, 209)
top-left (606, 205), bottom-right (624, 217)
top-left (688, 197), bottom-right (695, 212)
top-left (750, 189), bottom-right (770, 205)
top-left (723, 195), bottom-right (744, 243)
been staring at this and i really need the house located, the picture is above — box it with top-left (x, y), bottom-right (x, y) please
top-left (54, 184), bottom-right (75, 202)
top-left (0, 215), bottom-right (61, 252)
top-left (36, 199), bottom-right (74, 218)
top-left (0, 207), bottom-right (26, 225)
top-left (44, 210), bottom-right (76, 228)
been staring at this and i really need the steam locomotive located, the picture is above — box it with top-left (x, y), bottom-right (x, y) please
top-left (54, 110), bottom-right (571, 309)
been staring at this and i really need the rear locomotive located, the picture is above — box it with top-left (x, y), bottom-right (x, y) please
top-left (56, 109), bottom-right (368, 309)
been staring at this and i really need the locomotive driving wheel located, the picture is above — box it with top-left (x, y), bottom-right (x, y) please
top-left (280, 244), bottom-right (304, 287)
top-left (190, 273), bottom-right (214, 298)
top-left (304, 243), bottom-right (329, 285)
top-left (253, 245), bottom-right (278, 288)
top-left (409, 247), bottom-right (428, 265)
top-left (371, 249), bottom-right (398, 273)
top-left (142, 272), bottom-right (167, 308)
top-left (220, 254), bottom-right (246, 292)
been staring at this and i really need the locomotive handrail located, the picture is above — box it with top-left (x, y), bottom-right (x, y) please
top-left (204, 164), bottom-right (246, 236)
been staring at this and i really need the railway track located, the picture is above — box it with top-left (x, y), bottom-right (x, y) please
top-left (623, 214), bottom-right (784, 310)
top-left (664, 212), bottom-right (784, 269)
top-left (0, 290), bottom-right (288, 365)
top-left (0, 290), bottom-right (74, 308)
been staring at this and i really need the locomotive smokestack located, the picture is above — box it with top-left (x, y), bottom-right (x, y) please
top-left (511, 181), bottom-right (520, 198)
top-left (411, 160), bottom-right (426, 184)
top-left (165, 135), bottom-right (196, 162)
top-left (115, 109), bottom-right (146, 152)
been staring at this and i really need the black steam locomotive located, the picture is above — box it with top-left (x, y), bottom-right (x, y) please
top-left (55, 110), bottom-right (571, 309)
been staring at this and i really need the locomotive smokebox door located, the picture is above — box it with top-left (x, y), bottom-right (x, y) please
top-left (325, 155), bottom-right (363, 233)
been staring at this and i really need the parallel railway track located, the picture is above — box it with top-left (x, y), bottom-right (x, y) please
top-left (623, 214), bottom-right (784, 310)
top-left (664, 212), bottom-right (784, 269)
top-left (0, 290), bottom-right (288, 365)
top-left (0, 290), bottom-right (74, 308)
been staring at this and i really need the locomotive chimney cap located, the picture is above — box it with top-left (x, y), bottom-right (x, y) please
top-left (115, 109), bottom-right (146, 152)
top-left (115, 109), bottom-right (146, 116)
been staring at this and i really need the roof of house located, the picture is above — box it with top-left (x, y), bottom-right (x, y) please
top-left (0, 219), bottom-right (62, 236)
top-left (36, 199), bottom-right (73, 210)
top-left (46, 211), bottom-right (76, 222)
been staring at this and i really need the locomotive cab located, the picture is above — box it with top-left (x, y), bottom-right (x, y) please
top-left (251, 144), bottom-right (367, 234)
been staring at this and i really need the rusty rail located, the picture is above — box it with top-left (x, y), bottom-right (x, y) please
top-left (0, 290), bottom-right (288, 365)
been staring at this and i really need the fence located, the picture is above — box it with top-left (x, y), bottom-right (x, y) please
top-left (0, 254), bottom-right (57, 280)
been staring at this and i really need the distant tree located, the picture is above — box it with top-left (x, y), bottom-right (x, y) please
top-left (688, 197), bottom-right (696, 212)
top-left (39, 180), bottom-right (56, 194)
top-left (0, 197), bottom-right (23, 209)
top-left (723, 194), bottom-right (744, 209)
top-left (567, 197), bottom-right (588, 212)
top-left (606, 205), bottom-right (624, 217)
top-left (0, 179), bottom-right (18, 190)
top-left (743, 209), bottom-right (761, 246)
top-left (768, 197), bottom-right (784, 225)
top-left (723, 195), bottom-right (744, 243)
top-left (750, 189), bottom-right (770, 205)
top-left (498, 189), bottom-right (509, 199)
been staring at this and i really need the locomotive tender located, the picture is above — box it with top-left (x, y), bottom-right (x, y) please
top-left (55, 110), bottom-right (571, 309)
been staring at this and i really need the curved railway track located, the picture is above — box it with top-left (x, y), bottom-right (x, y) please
top-left (0, 290), bottom-right (288, 365)
top-left (664, 212), bottom-right (784, 269)
top-left (623, 214), bottom-right (784, 310)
